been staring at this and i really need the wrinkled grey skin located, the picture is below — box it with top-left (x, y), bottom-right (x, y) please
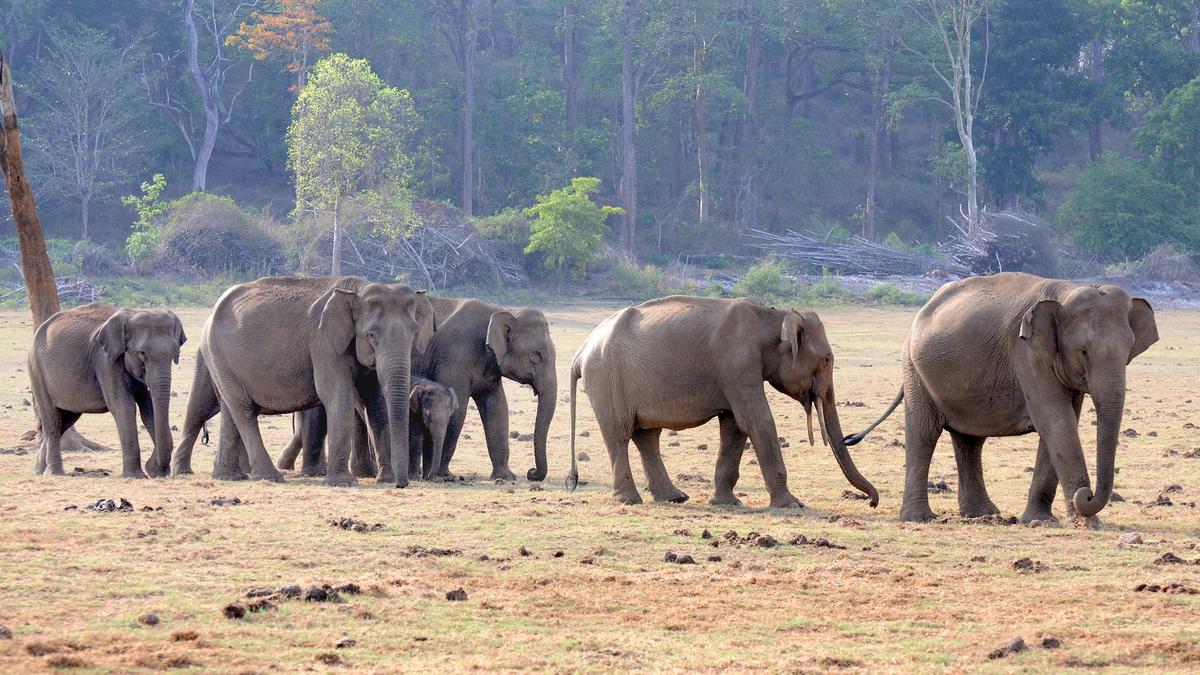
top-left (413, 297), bottom-right (557, 482)
top-left (568, 295), bottom-right (878, 509)
top-left (170, 276), bottom-right (434, 487)
top-left (845, 273), bottom-right (1158, 524)
top-left (28, 304), bottom-right (185, 478)
top-left (274, 376), bottom-right (458, 482)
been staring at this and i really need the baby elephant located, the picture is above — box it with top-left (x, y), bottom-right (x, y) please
top-left (408, 378), bottom-right (460, 481)
top-left (28, 304), bottom-right (186, 478)
top-left (569, 295), bottom-right (878, 509)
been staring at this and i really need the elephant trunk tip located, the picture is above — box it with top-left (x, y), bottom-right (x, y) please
top-left (864, 485), bottom-right (879, 508)
top-left (565, 469), bottom-right (579, 492)
top-left (527, 467), bottom-right (547, 482)
top-left (842, 433), bottom-right (865, 447)
top-left (1073, 486), bottom-right (1106, 518)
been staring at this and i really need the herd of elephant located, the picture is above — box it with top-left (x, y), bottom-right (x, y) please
top-left (26, 272), bottom-right (1158, 524)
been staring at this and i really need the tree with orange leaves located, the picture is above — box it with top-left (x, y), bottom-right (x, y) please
top-left (227, 0), bottom-right (333, 92)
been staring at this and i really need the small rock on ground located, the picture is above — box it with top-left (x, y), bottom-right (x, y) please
top-left (137, 613), bottom-right (159, 626)
top-left (446, 588), bottom-right (468, 601)
top-left (223, 604), bottom-right (245, 620)
top-left (988, 636), bottom-right (1027, 659)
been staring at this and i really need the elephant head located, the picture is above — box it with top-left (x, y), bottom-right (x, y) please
top-left (1018, 286), bottom-right (1157, 517)
top-left (410, 381), bottom-right (459, 480)
top-left (486, 308), bottom-right (557, 481)
top-left (319, 282), bottom-right (436, 487)
top-left (94, 308), bottom-right (187, 476)
top-left (773, 309), bottom-right (879, 506)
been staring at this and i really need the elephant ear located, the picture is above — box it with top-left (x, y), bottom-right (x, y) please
top-left (167, 310), bottom-right (187, 364)
top-left (1018, 300), bottom-right (1061, 359)
top-left (319, 288), bottom-right (358, 354)
top-left (409, 383), bottom-right (430, 412)
top-left (780, 311), bottom-right (803, 364)
top-left (411, 290), bottom-right (436, 354)
top-left (94, 309), bottom-right (133, 363)
top-left (1128, 298), bottom-right (1158, 362)
top-left (486, 311), bottom-right (515, 362)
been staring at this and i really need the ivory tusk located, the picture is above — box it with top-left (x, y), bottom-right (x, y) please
top-left (814, 397), bottom-right (830, 447)
top-left (806, 406), bottom-right (815, 447)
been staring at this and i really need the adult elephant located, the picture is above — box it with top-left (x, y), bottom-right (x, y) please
top-left (844, 273), bottom-right (1157, 524)
top-left (171, 276), bottom-right (434, 487)
top-left (414, 297), bottom-right (557, 482)
top-left (28, 305), bottom-right (185, 478)
top-left (567, 296), bottom-right (878, 509)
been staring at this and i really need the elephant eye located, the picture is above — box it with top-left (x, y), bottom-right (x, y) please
top-left (531, 350), bottom-right (543, 364)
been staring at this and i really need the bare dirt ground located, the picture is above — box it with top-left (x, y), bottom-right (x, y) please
top-left (0, 303), bottom-right (1197, 672)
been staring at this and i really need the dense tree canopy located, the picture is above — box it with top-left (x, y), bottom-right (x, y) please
top-left (0, 0), bottom-right (1197, 263)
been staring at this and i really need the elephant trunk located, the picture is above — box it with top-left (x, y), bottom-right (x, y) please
top-left (147, 362), bottom-right (174, 475)
top-left (815, 392), bottom-right (879, 507)
top-left (380, 353), bottom-right (413, 488)
top-left (1073, 370), bottom-right (1125, 518)
top-left (528, 367), bottom-right (556, 481)
top-left (425, 423), bottom-right (447, 481)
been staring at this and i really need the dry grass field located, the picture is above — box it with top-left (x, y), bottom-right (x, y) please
top-left (0, 302), bottom-right (1197, 672)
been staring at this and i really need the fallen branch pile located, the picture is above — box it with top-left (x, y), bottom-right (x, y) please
top-left (0, 276), bottom-right (103, 304)
top-left (746, 228), bottom-right (966, 276)
top-left (943, 211), bottom-right (1058, 275)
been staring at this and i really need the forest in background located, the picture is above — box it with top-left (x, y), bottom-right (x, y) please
top-left (1, 0), bottom-right (1199, 294)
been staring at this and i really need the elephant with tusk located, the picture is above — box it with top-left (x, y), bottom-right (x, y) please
top-left (844, 272), bottom-right (1158, 524)
top-left (568, 295), bottom-right (879, 509)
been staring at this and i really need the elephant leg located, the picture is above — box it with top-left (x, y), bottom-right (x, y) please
top-left (213, 408), bottom-right (249, 481)
top-left (951, 431), bottom-right (999, 518)
top-left (38, 408), bottom-right (77, 476)
top-left (475, 386), bottom-right (516, 481)
top-left (729, 388), bottom-right (801, 509)
top-left (219, 393), bottom-right (283, 483)
top-left (1021, 437), bottom-right (1060, 524)
top-left (433, 400), bottom-right (468, 479)
top-left (172, 351), bottom-right (219, 476)
top-left (277, 413), bottom-right (304, 471)
top-left (134, 388), bottom-right (169, 478)
top-left (360, 376), bottom-right (396, 483)
top-left (111, 399), bottom-right (147, 479)
top-left (632, 428), bottom-right (687, 503)
top-left (317, 383), bottom-right (359, 487)
top-left (711, 413), bottom-right (747, 506)
top-left (900, 379), bottom-right (943, 523)
top-left (594, 399), bottom-right (639, 504)
top-left (299, 408), bottom-right (327, 477)
top-left (350, 413), bottom-right (376, 478)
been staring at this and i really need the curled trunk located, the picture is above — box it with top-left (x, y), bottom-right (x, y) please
top-left (1073, 372), bottom-right (1124, 517)
top-left (815, 393), bottom-right (879, 507)
top-left (528, 368), bottom-right (557, 481)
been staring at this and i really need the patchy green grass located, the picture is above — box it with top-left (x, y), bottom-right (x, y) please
top-left (0, 304), bottom-right (1196, 671)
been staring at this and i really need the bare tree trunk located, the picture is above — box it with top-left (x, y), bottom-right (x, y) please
top-left (330, 194), bottom-right (342, 276)
top-left (864, 52), bottom-right (891, 240)
top-left (1189, 0), bottom-right (1199, 54)
top-left (184, 0), bottom-right (217, 192)
top-left (737, 6), bottom-right (762, 232)
top-left (619, 0), bottom-right (638, 254)
top-left (563, 1), bottom-right (579, 134)
top-left (691, 9), bottom-right (708, 223)
top-left (1088, 37), bottom-right (1104, 160)
top-left (81, 196), bottom-right (89, 240)
top-left (461, 0), bottom-right (479, 217)
top-left (0, 55), bottom-right (59, 327)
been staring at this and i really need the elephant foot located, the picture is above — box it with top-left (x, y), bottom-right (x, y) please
top-left (709, 493), bottom-right (744, 507)
top-left (377, 468), bottom-right (396, 483)
top-left (408, 470), bottom-right (423, 482)
top-left (768, 491), bottom-right (805, 509)
top-left (44, 466), bottom-right (66, 477)
top-left (171, 463), bottom-right (194, 476)
top-left (1071, 514), bottom-right (1102, 530)
top-left (122, 469), bottom-right (148, 479)
top-left (613, 487), bottom-right (643, 505)
top-left (900, 503), bottom-right (938, 523)
top-left (651, 486), bottom-right (689, 503)
top-left (250, 468), bottom-right (285, 483)
top-left (354, 465), bottom-right (377, 479)
top-left (490, 466), bottom-right (517, 482)
top-left (324, 473), bottom-right (358, 488)
top-left (213, 469), bottom-right (249, 481)
top-left (393, 475), bottom-right (410, 489)
top-left (1019, 507), bottom-right (1059, 525)
top-left (144, 461), bottom-right (169, 478)
top-left (959, 501), bottom-right (1001, 519)
top-left (300, 466), bottom-right (327, 477)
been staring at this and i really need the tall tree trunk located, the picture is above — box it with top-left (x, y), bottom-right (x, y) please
top-left (1189, 0), bottom-right (1199, 54)
top-left (691, 9), bottom-right (708, 223)
top-left (563, 1), bottom-right (579, 134)
top-left (330, 194), bottom-right (342, 276)
top-left (737, 7), bottom-right (762, 232)
top-left (619, 0), bottom-right (637, 254)
top-left (81, 196), bottom-right (90, 240)
top-left (1088, 37), bottom-right (1104, 160)
top-left (0, 54), bottom-right (59, 327)
top-left (184, 0), bottom-right (217, 192)
top-left (461, 0), bottom-right (479, 217)
top-left (864, 51), bottom-right (892, 240)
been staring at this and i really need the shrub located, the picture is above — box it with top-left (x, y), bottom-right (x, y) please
top-left (122, 173), bottom-right (168, 264)
top-left (1140, 243), bottom-right (1197, 281)
top-left (802, 269), bottom-right (853, 302)
top-left (866, 283), bottom-right (928, 306)
top-left (732, 257), bottom-right (795, 304)
top-left (46, 239), bottom-right (125, 277)
top-left (524, 177), bottom-right (623, 276)
top-left (611, 260), bottom-right (668, 298)
top-left (152, 193), bottom-right (285, 277)
top-left (473, 208), bottom-right (532, 247)
top-left (1057, 156), bottom-right (1197, 259)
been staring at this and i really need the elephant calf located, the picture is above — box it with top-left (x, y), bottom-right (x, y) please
top-left (28, 304), bottom-right (186, 478)
top-left (569, 295), bottom-right (878, 509)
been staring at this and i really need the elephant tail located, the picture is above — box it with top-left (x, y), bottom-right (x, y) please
top-left (842, 388), bottom-right (903, 446)
top-left (566, 356), bottom-right (581, 492)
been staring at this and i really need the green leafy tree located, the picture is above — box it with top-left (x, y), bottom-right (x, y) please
top-left (523, 177), bottom-right (622, 275)
top-left (1057, 156), bottom-right (1196, 258)
top-left (1135, 77), bottom-right (1200, 197)
top-left (122, 174), bottom-right (169, 263)
top-left (287, 53), bottom-right (418, 274)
